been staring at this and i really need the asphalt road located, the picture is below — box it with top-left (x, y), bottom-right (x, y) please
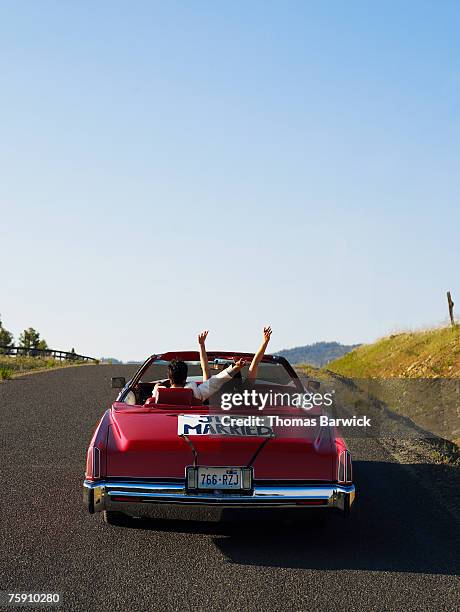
top-left (1, 365), bottom-right (459, 611)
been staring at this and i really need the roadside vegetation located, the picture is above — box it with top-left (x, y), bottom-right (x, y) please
top-left (0, 355), bottom-right (92, 380)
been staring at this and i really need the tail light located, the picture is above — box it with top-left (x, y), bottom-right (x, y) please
top-left (338, 450), bottom-right (352, 483)
top-left (86, 446), bottom-right (101, 479)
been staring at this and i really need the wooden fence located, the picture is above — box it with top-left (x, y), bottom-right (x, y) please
top-left (0, 346), bottom-right (97, 362)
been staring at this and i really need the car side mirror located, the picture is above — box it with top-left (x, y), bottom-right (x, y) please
top-left (307, 380), bottom-right (321, 391)
top-left (111, 376), bottom-right (126, 389)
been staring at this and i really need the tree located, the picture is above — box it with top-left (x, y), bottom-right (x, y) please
top-left (19, 328), bottom-right (41, 349)
top-left (0, 315), bottom-right (14, 351)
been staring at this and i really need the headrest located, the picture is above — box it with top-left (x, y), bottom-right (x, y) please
top-left (155, 387), bottom-right (194, 406)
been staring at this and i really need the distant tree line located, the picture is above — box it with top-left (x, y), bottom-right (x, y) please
top-left (0, 315), bottom-right (48, 351)
top-left (0, 314), bottom-right (76, 356)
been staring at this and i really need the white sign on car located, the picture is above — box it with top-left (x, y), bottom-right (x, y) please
top-left (177, 414), bottom-right (272, 436)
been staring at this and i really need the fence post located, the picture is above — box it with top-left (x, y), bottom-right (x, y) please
top-left (447, 291), bottom-right (455, 327)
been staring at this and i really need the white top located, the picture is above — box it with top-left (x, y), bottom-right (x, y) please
top-left (152, 365), bottom-right (235, 402)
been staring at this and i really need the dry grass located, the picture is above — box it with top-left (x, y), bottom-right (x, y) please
top-left (327, 325), bottom-right (460, 378)
top-left (0, 355), bottom-right (90, 378)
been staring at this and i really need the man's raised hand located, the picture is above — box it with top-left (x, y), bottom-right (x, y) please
top-left (263, 326), bottom-right (272, 344)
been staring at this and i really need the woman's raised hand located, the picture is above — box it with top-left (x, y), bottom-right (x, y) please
top-left (233, 357), bottom-right (246, 371)
top-left (198, 330), bottom-right (209, 346)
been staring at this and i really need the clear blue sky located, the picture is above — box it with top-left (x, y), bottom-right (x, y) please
top-left (1, 1), bottom-right (459, 361)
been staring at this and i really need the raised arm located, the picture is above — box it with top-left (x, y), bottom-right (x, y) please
top-left (198, 330), bottom-right (211, 381)
top-left (247, 326), bottom-right (272, 381)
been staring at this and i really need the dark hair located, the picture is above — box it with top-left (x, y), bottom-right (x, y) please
top-left (168, 360), bottom-right (188, 385)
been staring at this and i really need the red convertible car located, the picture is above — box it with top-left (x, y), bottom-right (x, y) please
top-left (83, 352), bottom-right (355, 525)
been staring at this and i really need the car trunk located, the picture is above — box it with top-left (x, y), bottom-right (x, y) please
top-left (106, 405), bottom-right (335, 481)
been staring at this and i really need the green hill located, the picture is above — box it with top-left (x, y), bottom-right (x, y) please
top-left (276, 341), bottom-right (360, 366)
top-left (328, 326), bottom-right (460, 378)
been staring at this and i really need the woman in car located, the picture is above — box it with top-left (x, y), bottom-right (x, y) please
top-left (198, 326), bottom-right (272, 382)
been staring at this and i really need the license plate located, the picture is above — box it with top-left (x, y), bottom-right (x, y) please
top-left (197, 467), bottom-right (243, 490)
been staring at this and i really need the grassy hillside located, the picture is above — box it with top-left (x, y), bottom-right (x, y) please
top-left (328, 326), bottom-right (460, 378)
top-left (276, 341), bottom-right (360, 366)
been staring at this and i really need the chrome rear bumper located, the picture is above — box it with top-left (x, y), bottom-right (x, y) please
top-left (83, 480), bottom-right (355, 514)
